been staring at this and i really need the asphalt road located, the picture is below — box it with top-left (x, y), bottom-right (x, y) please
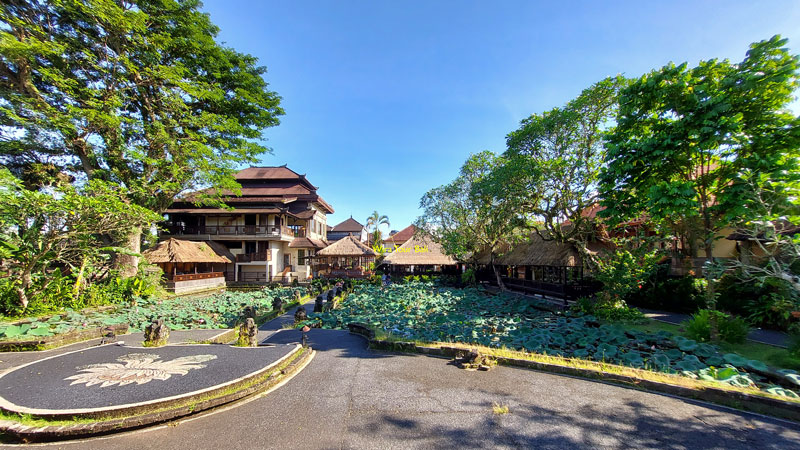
top-left (4, 326), bottom-right (800, 449)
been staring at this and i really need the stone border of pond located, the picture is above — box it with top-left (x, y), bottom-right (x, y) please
top-left (0, 323), bottom-right (129, 352)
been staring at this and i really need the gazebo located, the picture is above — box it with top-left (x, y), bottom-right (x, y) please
top-left (143, 238), bottom-right (233, 293)
top-left (382, 234), bottom-right (457, 274)
top-left (313, 235), bottom-right (377, 278)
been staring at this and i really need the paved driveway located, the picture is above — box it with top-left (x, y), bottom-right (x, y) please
top-left (8, 327), bottom-right (800, 449)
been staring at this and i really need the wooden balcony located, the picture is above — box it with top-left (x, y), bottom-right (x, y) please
top-left (172, 272), bottom-right (225, 282)
top-left (162, 225), bottom-right (295, 238)
top-left (235, 252), bottom-right (271, 263)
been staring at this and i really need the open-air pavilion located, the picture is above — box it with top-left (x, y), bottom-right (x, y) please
top-left (381, 234), bottom-right (458, 275)
top-left (143, 238), bottom-right (234, 293)
top-left (312, 235), bottom-right (377, 278)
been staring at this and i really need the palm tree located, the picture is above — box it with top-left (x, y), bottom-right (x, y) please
top-left (365, 211), bottom-right (389, 247)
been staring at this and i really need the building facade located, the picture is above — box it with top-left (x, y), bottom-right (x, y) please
top-left (159, 166), bottom-right (332, 283)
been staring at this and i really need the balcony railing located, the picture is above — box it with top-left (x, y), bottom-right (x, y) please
top-left (235, 252), bottom-right (271, 263)
top-left (172, 272), bottom-right (224, 282)
top-left (162, 225), bottom-right (295, 237)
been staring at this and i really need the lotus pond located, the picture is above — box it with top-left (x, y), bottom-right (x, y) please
top-left (310, 282), bottom-right (800, 398)
top-left (0, 286), bottom-right (299, 339)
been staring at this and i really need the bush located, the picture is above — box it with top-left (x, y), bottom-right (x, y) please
top-left (683, 309), bottom-right (750, 344)
top-left (626, 268), bottom-right (706, 313)
top-left (461, 268), bottom-right (476, 286)
top-left (717, 273), bottom-right (800, 331)
top-left (572, 296), bottom-right (646, 323)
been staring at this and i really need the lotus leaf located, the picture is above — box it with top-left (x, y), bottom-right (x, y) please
top-left (693, 343), bottom-right (716, 358)
top-left (673, 337), bottom-right (698, 352)
top-left (723, 353), bottom-right (749, 368)
top-left (594, 343), bottom-right (618, 360)
top-left (573, 348), bottom-right (590, 358)
top-left (765, 386), bottom-right (800, 398)
top-left (27, 326), bottom-right (53, 337)
top-left (650, 353), bottom-right (671, 369)
top-left (621, 352), bottom-right (644, 368)
top-left (782, 373), bottom-right (800, 387)
top-left (674, 355), bottom-right (705, 372)
top-left (746, 360), bottom-right (769, 373)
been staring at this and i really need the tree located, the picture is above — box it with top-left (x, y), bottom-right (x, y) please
top-left (417, 151), bottom-right (521, 288)
top-left (599, 36), bottom-right (800, 323)
top-left (365, 211), bottom-right (390, 247)
top-left (0, 169), bottom-right (159, 311)
top-left (0, 0), bottom-right (284, 276)
top-left (722, 171), bottom-right (800, 294)
top-left (498, 76), bottom-right (626, 268)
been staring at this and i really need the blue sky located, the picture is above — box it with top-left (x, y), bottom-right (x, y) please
top-left (200, 1), bottom-right (800, 233)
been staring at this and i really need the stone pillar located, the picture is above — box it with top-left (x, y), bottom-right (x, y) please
top-left (144, 319), bottom-right (169, 347)
top-left (237, 318), bottom-right (258, 347)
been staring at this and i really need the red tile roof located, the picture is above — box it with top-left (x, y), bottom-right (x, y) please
top-left (383, 225), bottom-right (417, 244)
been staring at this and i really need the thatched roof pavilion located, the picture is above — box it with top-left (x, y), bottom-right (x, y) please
top-left (313, 235), bottom-right (377, 278)
top-left (495, 234), bottom-right (582, 267)
top-left (143, 238), bottom-right (233, 285)
top-left (382, 235), bottom-right (456, 266)
top-left (316, 235), bottom-right (377, 257)
top-left (143, 238), bottom-right (233, 264)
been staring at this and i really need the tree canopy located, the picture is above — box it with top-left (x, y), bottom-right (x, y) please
top-left (599, 36), bottom-right (800, 263)
top-left (499, 76), bottom-right (626, 266)
top-left (0, 0), bottom-right (284, 275)
top-left (417, 151), bottom-right (521, 287)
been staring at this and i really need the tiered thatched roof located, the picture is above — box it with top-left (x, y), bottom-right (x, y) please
top-left (382, 234), bottom-right (456, 266)
top-left (315, 235), bottom-right (377, 257)
top-left (143, 238), bottom-right (233, 264)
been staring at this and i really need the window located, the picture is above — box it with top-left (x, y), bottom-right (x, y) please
top-left (298, 249), bottom-right (306, 265)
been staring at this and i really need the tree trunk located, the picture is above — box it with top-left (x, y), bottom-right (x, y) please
top-left (114, 229), bottom-right (141, 278)
top-left (490, 255), bottom-right (506, 291)
top-left (704, 244), bottom-right (719, 342)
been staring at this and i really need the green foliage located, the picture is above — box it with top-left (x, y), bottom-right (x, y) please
top-left (500, 76), bottom-right (627, 260)
top-left (0, 169), bottom-right (160, 311)
top-left (0, 0), bottom-right (283, 210)
top-left (573, 297), bottom-right (646, 323)
top-left (717, 273), bottom-right (800, 331)
top-left (310, 282), bottom-right (796, 396)
top-left (627, 271), bottom-right (706, 313)
top-left (461, 268), bottom-right (477, 286)
top-left (0, 285), bottom-right (297, 339)
top-left (595, 240), bottom-right (662, 302)
top-left (684, 310), bottom-right (750, 344)
top-left (417, 152), bottom-right (521, 272)
top-left (599, 37), bottom-right (800, 310)
top-left (365, 212), bottom-right (390, 246)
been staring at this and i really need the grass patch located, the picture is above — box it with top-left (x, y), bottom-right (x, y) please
top-left (492, 403), bottom-right (510, 415)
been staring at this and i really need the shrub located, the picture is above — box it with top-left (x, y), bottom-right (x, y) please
top-left (461, 268), bottom-right (476, 286)
top-left (626, 267), bottom-right (706, 313)
top-left (683, 309), bottom-right (750, 344)
top-left (572, 297), bottom-right (646, 323)
top-left (717, 273), bottom-right (800, 331)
